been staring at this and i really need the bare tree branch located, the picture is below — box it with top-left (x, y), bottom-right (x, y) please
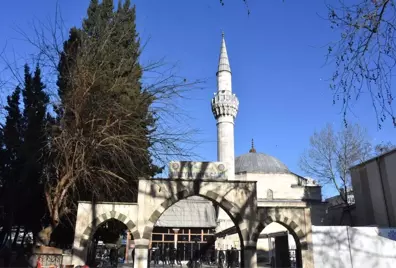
top-left (326, 0), bottom-right (396, 129)
top-left (299, 123), bottom-right (372, 205)
top-left (11, 3), bottom-right (203, 244)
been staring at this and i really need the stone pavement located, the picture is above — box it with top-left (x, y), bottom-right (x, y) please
top-left (115, 263), bottom-right (270, 268)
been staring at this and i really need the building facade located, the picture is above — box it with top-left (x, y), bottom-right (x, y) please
top-left (350, 148), bottom-right (396, 227)
top-left (149, 33), bottom-right (325, 266)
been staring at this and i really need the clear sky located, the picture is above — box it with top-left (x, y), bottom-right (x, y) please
top-left (1, 0), bottom-right (395, 198)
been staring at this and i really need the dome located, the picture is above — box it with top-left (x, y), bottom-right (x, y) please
top-left (235, 140), bottom-right (289, 174)
top-left (235, 152), bottom-right (290, 174)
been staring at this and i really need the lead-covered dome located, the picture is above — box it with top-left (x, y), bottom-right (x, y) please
top-left (235, 140), bottom-right (289, 174)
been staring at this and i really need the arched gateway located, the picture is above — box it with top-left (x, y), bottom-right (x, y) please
top-left (69, 33), bottom-right (317, 268)
top-left (71, 173), bottom-right (314, 268)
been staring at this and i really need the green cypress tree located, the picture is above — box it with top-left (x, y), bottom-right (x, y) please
top-left (1, 86), bottom-right (24, 240)
top-left (20, 64), bottom-right (50, 239)
top-left (3, 87), bottom-right (23, 184)
top-left (22, 64), bottom-right (50, 156)
top-left (40, 1), bottom-right (166, 246)
top-left (55, 0), bottom-right (159, 203)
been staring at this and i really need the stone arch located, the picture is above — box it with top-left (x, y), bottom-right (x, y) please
top-left (79, 210), bottom-right (140, 248)
top-left (142, 188), bottom-right (246, 245)
top-left (252, 213), bottom-right (306, 268)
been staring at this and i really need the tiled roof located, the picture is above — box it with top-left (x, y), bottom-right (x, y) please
top-left (155, 196), bottom-right (217, 228)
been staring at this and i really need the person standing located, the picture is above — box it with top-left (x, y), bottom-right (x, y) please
top-left (230, 247), bottom-right (237, 268)
top-left (109, 247), bottom-right (118, 268)
top-left (176, 246), bottom-right (182, 265)
top-left (154, 247), bottom-right (160, 265)
top-left (218, 250), bottom-right (225, 268)
top-left (170, 247), bottom-right (176, 266)
top-left (226, 248), bottom-right (231, 268)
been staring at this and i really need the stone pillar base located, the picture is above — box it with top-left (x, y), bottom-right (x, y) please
top-left (242, 247), bottom-right (257, 268)
top-left (134, 247), bottom-right (149, 268)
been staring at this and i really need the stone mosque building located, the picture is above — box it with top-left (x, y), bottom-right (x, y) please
top-left (151, 33), bottom-right (323, 263)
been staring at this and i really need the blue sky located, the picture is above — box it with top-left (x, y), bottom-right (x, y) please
top-left (1, 0), bottom-right (395, 198)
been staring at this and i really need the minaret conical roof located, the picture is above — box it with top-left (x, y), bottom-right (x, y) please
top-left (217, 32), bottom-right (231, 74)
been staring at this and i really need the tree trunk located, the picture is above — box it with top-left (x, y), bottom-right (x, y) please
top-left (36, 226), bottom-right (54, 246)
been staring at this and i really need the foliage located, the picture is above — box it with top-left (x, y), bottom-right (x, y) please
top-left (1, 0), bottom-right (198, 248)
top-left (19, 65), bottom-right (51, 237)
top-left (1, 86), bottom-right (23, 230)
top-left (0, 64), bottom-right (51, 246)
top-left (30, 0), bottom-right (199, 245)
top-left (326, 0), bottom-right (396, 128)
top-left (221, 0), bottom-right (396, 128)
top-left (299, 123), bottom-right (372, 204)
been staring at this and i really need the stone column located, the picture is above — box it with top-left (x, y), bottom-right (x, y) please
top-left (125, 231), bottom-right (130, 263)
top-left (299, 207), bottom-right (314, 268)
top-left (173, 228), bottom-right (180, 249)
top-left (134, 239), bottom-right (150, 268)
top-left (242, 245), bottom-right (257, 268)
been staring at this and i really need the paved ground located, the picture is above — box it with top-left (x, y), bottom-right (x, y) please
top-left (116, 263), bottom-right (271, 268)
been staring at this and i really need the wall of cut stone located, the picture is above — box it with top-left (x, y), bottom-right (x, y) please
top-left (71, 202), bottom-right (139, 266)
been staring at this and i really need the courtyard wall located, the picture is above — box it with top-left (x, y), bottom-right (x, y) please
top-left (312, 226), bottom-right (396, 268)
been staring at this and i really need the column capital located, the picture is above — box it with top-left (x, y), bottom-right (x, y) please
top-left (133, 238), bottom-right (150, 249)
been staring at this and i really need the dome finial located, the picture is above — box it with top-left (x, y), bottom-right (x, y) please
top-left (249, 139), bottom-right (256, 153)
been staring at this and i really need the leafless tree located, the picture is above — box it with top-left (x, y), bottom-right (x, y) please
top-left (15, 8), bottom-right (201, 245)
top-left (299, 123), bottom-right (372, 206)
top-left (326, 0), bottom-right (396, 129)
top-left (375, 141), bottom-right (395, 154)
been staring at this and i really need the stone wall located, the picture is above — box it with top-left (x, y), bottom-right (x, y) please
top-left (70, 177), bottom-right (317, 268)
top-left (71, 202), bottom-right (139, 266)
top-left (351, 150), bottom-right (396, 227)
top-left (235, 173), bottom-right (321, 201)
top-left (312, 226), bottom-right (396, 268)
top-left (254, 207), bottom-right (314, 268)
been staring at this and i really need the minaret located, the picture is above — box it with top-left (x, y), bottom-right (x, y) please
top-left (211, 32), bottom-right (239, 180)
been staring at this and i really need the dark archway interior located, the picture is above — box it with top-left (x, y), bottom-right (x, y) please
top-left (147, 194), bottom-right (245, 266)
top-left (261, 221), bottom-right (303, 268)
top-left (87, 218), bottom-right (130, 266)
top-left (94, 219), bottom-right (127, 244)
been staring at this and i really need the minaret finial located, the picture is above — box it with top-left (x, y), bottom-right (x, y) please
top-left (217, 31), bottom-right (231, 74)
top-left (249, 139), bottom-right (256, 153)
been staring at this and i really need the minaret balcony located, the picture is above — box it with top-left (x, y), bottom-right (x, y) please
top-left (211, 91), bottom-right (239, 119)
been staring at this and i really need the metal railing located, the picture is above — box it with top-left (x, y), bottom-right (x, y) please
top-left (289, 249), bottom-right (297, 268)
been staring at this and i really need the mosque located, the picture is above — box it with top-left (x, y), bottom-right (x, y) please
top-left (149, 33), bottom-right (323, 264)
